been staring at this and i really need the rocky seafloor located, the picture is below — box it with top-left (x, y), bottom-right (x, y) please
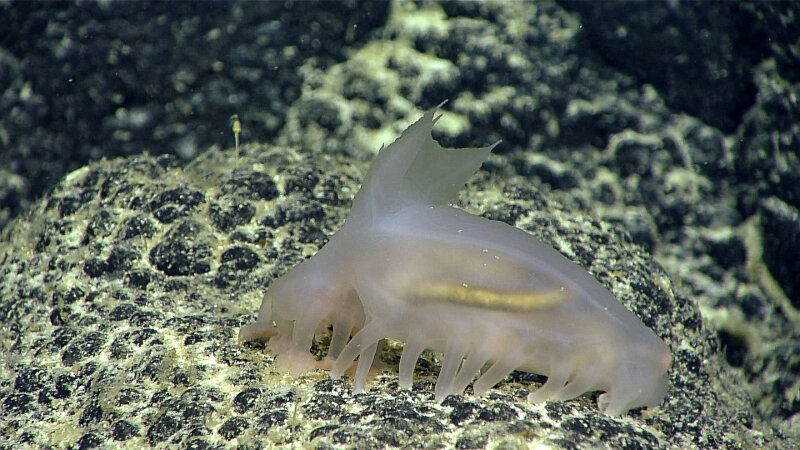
top-left (1, 1), bottom-right (798, 448)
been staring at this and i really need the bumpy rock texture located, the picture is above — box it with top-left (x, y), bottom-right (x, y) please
top-left (1, 0), bottom-right (798, 448)
top-left (0, 133), bottom-right (762, 449)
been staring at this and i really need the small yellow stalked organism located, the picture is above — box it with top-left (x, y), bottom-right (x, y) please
top-left (230, 114), bottom-right (242, 165)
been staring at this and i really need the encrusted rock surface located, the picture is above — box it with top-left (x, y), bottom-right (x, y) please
top-left (0, 135), bottom-right (771, 448)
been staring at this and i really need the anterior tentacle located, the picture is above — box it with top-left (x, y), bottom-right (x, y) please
top-left (527, 365), bottom-right (570, 404)
top-left (434, 341), bottom-right (468, 401)
top-left (451, 347), bottom-right (492, 395)
top-left (553, 371), bottom-right (595, 401)
top-left (266, 318), bottom-right (294, 355)
top-left (472, 352), bottom-right (521, 395)
top-left (331, 322), bottom-right (383, 379)
top-left (290, 311), bottom-right (325, 353)
top-left (353, 340), bottom-right (379, 394)
top-left (328, 314), bottom-right (356, 359)
top-left (598, 388), bottom-right (637, 417)
top-left (597, 393), bottom-right (615, 414)
top-left (399, 337), bottom-right (426, 390)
